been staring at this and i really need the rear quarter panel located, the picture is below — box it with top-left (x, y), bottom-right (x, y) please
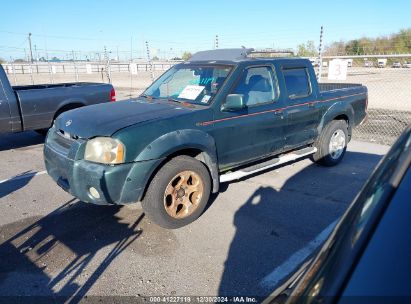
top-left (319, 86), bottom-right (367, 135)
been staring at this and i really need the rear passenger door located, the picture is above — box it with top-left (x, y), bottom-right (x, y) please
top-left (281, 66), bottom-right (322, 149)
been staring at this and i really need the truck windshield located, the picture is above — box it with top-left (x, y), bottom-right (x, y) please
top-left (142, 65), bottom-right (232, 104)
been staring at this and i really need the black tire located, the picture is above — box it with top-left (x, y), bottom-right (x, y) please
top-left (141, 155), bottom-right (211, 229)
top-left (312, 120), bottom-right (348, 166)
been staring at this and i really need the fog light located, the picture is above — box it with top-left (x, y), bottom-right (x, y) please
top-left (89, 187), bottom-right (100, 199)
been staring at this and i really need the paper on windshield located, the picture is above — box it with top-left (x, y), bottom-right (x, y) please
top-left (178, 85), bottom-right (205, 100)
top-left (201, 95), bottom-right (211, 103)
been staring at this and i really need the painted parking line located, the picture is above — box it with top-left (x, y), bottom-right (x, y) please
top-left (0, 170), bottom-right (47, 184)
top-left (259, 219), bottom-right (339, 290)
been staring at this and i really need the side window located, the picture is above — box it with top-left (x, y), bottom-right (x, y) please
top-left (231, 66), bottom-right (278, 106)
top-left (283, 68), bottom-right (311, 99)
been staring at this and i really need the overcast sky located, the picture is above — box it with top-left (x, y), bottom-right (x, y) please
top-left (1, 0), bottom-right (410, 60)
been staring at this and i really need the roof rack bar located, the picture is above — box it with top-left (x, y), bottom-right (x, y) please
top-left (189, 48), bottom-right (255, 62)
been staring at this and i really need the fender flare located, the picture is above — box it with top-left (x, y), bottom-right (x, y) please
top-left (135, 129), bottom-right (220, 193)
top-left (318, 101), bottom-right (354, 137)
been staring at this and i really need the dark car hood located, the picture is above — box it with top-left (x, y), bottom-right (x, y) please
top-left (55, 99), bottom-right (195, 138)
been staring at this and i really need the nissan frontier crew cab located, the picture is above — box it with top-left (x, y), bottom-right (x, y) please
top-left (44, 48), bottom-right (368, 229)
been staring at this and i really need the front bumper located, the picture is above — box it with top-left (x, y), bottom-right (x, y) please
top-left (44, 129), bottom-right (164, 205)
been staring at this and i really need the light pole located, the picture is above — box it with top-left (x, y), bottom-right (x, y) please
top-left (28, 33), bottom-right (34, 63)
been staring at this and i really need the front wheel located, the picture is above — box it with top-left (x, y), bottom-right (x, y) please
top-left (141, 156), bottom-right (211, 229)
top-left (312, 120), bottom-right (348, 166)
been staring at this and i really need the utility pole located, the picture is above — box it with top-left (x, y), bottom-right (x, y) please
top-left (103, 46), bottom-right (111, 83)
top-left (317, 26), bottom-right (324, 81)
top-left (28, 33), bottom-right (34, 63)
top-left (34, 44), bottom-right (38, 61)
top-left (130, 36), bottom-right (134, 98)
top-left (130, 36), bottom-right (133, 62)
top-left (145, 41), bottom-right (154, 82)
top-left (72, 50), bottom-right (79, 82)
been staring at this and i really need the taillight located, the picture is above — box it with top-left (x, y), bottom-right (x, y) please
top-left (110, 88), bottom-right (116, 102)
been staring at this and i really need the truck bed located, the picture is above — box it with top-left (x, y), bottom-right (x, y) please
top-left (14, 82), bottom-right (113, 131)
top-left (0, 65), bottom-right (115, 134)
top-left (319, 82), bottom-right (368, 128)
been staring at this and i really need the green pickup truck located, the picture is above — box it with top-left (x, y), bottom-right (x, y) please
top-left (44, 48), bottom-right (368, 229)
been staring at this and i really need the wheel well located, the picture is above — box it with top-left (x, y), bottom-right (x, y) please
top-left (54, 103), bottom-right (84, 120)
top-left (333, 114), bottom-right (351, 138)
top-left (167, 148), bottom-right (205, 161)
top-left (334, 114), bottom-right (349, 124)
top-left (139, 148), bottom-right (216, 201)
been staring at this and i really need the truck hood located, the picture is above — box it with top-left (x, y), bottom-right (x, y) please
top-left (55, 99), bottom-right (195, 138)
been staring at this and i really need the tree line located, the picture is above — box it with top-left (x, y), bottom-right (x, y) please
top-left (297, 28), bottom-right (411, 57)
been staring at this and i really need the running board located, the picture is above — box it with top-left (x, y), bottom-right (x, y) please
top-left (219, 147), bottom-right (317, 183)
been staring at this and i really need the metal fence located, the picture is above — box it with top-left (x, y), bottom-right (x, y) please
top-left (2, 61), bottom-right (174, 101)
top-left (3, 61), bottom-right (176, 76)
top-left (2, 57), bottom-right (411, 146)
top-left (318, 56), bottom-right (411, 145)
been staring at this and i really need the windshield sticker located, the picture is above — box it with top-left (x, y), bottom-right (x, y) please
top-left (178, 85), bottom-right (205, 100)
top-left (201, 95), bottom-right (211, 103)
top-left (188, 77), bottom-right (216, 86)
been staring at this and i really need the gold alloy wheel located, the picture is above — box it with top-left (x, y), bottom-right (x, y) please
top-left (164, 170), bottom-right (204, 219)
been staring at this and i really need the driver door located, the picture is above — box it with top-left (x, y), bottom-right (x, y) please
top-left (211, 65), bottom-right (286, 170)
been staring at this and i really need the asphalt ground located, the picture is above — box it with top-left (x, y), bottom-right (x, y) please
top-left (0, 131), bottom-right (390, 302)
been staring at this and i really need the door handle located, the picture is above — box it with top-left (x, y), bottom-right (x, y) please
top-left (274, 110), bottom-right (284, 119)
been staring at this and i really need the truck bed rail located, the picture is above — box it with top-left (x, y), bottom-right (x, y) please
top-left (319, 83), bottom-right (362, 92)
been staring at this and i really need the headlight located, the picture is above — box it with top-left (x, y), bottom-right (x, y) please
top-left (84, 137), bottom-right (125, 164)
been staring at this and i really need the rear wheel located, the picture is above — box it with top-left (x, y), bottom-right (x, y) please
top-left (141, 156), bottom-right (211, 229)
top-left (312, 120), bottom-right (348, 166)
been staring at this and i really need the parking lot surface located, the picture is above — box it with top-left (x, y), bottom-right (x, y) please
top-left (0, 132), bottom-right (389, 299)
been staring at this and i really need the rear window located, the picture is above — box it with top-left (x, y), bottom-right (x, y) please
top-left (283, 68), bottom-right (311, 99)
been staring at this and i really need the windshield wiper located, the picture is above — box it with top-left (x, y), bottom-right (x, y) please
top-left (167, 97), bottom-right (181, 103)
top-left (140, 94), bottom-right (159, 100)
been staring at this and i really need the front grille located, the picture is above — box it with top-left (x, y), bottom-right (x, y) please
top-left (55, 130), bottom-right (75, 150)
top-left (47, 128), bottom-right (82, 159)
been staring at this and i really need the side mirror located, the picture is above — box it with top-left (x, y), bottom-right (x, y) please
top-left (222, 94), bottom-right (245, 111)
